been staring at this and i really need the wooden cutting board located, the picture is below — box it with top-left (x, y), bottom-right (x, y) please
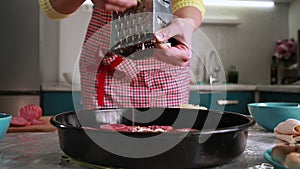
top-left (7, 116), bottom-right (57, 133)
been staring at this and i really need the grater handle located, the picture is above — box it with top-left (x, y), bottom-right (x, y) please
top-left (108, 37), bottom-right (180, 60)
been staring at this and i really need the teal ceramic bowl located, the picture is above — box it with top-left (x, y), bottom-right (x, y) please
top-left (248, 102), bottom-right (300, 131)
top-left (0, 113), bottom-right (12, 140)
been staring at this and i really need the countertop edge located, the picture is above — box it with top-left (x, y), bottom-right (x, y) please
top-left (41, 82), bottom-right (81, 92)
top-left (42, 82), bottom-right (300, 93)
top-left (191, 84), bottom-right (300, 93)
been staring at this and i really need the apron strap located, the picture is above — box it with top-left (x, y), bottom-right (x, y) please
top-left (97, 56), bottom-right (124, 106)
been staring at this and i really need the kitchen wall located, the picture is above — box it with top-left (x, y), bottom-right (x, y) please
top-left (59, 6), bottom-right (92, 80)
top-left (39, 6), bottom-right (92, 84)
top-left (39, 11), bottom-right (60, 83)
top-left (289, 0), bottom-right (300, 41)
top-left (289, 0), bottom-right (300, 75)
top-left (197, 4), bottom-right (289, 84)
top-left (40, 3), bottom-right (291, 85)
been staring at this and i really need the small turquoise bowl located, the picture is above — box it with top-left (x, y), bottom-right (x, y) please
top-left (0, 113), bottom-right (12, 140)
top-left (248, 102), bottom-right (300, 131)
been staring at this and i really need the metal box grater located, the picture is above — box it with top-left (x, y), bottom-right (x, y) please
top-left (109, 0), bottom-right (172, 59)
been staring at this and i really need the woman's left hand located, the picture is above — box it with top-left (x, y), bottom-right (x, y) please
top-left (153, 17), bottom-right (196, 66)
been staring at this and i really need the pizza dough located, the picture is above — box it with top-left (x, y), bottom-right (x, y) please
top-left (271, 144), bottom-right (299, 164)
top-left (285, 152), bottom-right (300, 169)
top-left (99, 124), bottom-right (198, 132)
top-left (271, 144), bottom-right (300, 168)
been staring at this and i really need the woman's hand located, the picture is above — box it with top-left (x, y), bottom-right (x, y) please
top-left (92, 0), bottom-right (137, 11)
top-left (153, 17), bottom-right (196, 66)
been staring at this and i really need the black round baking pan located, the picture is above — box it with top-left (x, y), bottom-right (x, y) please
top-left (50, 108), bottom-right (255, 169)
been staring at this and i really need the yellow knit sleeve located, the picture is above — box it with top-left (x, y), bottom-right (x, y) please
top-left (38, 0), bottom-right (70, 20)
top-left (172, 0), bottom-right (206, 17)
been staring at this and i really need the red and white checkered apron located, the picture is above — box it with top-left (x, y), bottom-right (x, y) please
top-left (79, 7), bottom-right (190, 109)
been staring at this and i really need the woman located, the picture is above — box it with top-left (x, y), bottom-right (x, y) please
top-left (38, 0), bottom-right (206, 109)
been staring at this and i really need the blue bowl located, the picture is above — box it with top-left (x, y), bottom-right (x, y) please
top-left (248, 102), bottom-right (300, 131)
top-left (0, 113), bottom-right (12, 140)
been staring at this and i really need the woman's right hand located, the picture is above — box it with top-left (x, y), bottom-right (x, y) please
top-left (92, 0), bottom-right (137, 11)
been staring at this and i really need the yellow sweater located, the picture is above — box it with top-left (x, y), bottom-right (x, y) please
top-left (38, 0), bottom-right (206, 20)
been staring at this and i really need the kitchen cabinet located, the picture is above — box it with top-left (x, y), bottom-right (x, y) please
top-left (259, 91), bottom-right (300, 103)
top-left (189, 91), bottom-right (255, 115)
top-left (41, 92), bottom-right (83, 116)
